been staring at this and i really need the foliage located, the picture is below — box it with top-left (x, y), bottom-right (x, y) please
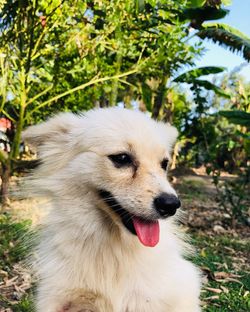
top-left (193, 234), bottom-right (250, 312)
top-left (187, 0), bottom-right (232, 8)
top-left (174, 66), bottom-right (230, 98)
top-left (0, 0), bottom-right (200, 203)
top-left (191, 79), bottom-right (230, 98)
top-left (183, 3), bottom-right (250, 62)
top-left (202, 75), bottom-right (250, 225)
top-left (0, 214), bottom-right (34, 311)
top-left (198, 23), bottom-right (250, 62)
top-left (179, 72), bottom-right (249, 163)
top-left (174, 66), bottom-right (225, 82)
top-left (173, 175), bottom-right (249, 311)
top-left (180, 6), bottom-right (229, 22)
top-left (0, 0), bottom-right (201, 125)
top-left (0, 214), bottom-right (31, 268)
top-left (12, 296), bottom-right (34, 312)
top-left (209, 169), bottom-right (250, 226)
top-left (219, 110), bottom-right (250, 127)
top-left (0, 0), bottom-right (250, 206)
top-left (172, 69), bottom-right (250, 225)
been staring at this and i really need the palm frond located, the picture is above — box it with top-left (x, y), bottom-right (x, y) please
top-left (179, 7), bottom-right (229, 22)
top-left (174, 66), bottom-right (225, 83)
top-left (198, 23), bottom-right (250, 62)
top-left (219, 110), bottom-right (250, 126)
top-left (192, 79), bottom-right (230, 98)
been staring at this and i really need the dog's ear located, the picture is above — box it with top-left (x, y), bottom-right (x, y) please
top-left (167, 124), bottom-right (178, 146)
top-left (22, 112), bottom-right (83, 172)
top-left (161, 123), bottom-right (178, 149)
top-left (22, 112), bottom-right (78, 148)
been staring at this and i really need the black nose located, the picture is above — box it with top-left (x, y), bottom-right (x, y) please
top-left (154, 193), bottom-right (181, 217)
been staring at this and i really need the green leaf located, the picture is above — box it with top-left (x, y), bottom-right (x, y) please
top-left (228, 140), bottom-right (235, 151)
top-left (186, 0), bottom-right (206, 8)
top-left (243, 135), bottom-right (250, 155)
top-left (236, 131), bottom-right (250, 140)
top-left (219, 110), bottom-right (250, 126)
top-left (135, 0), bottom-right (145, 13)
top-left (198, 23), bottom-right (250, 62)
top-left (179, 7), bottom-right (229, 22)
top-left (222, 0), bottom-right (232, 6)
top-left (192, 79), bottom-right (230, 98)
top-left (201, 23), bottom-right (250, 41)
top-left (174, 68), bottom-right (230, 98)
top-left (173, 66), bottom-right (225, 83)
top-left (141, 82), bottom-right (152, 112)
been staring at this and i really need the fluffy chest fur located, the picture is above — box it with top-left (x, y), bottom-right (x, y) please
top-left (37, 207), bottom-right (190, 312)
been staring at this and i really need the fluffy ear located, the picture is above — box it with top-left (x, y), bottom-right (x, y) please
top-left (166, 124), bottom-right (178, 147)
top-left (158, 122), bottom-right (178, 150)
top-left (22, 112), bottom-right (83, 173)
top-left (22, 112), bottom-right (78, 148)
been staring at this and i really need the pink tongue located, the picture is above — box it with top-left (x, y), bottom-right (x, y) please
top-left (132, 217), bottom-right (160, 247)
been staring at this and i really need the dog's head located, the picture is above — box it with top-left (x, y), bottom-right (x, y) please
top-left (23, 108), bottom-right (180, 247)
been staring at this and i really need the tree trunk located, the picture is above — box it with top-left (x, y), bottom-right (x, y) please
top-left (110, 53), bottom-right (122, 106)
top-left (151, 76), bottom-right (168, 120)
top-left (0, 160), bottom-right (11, 208)
top-left (171, 142), bottom-right (179, 170)
top-left (99, 94), bottom-right (109, 107)
top-left (1, 79), bottom-right (26, 207)
top-left (163, 105), bottom-right (174, 123)
top-left (163, 91), bottom-right (174, 123)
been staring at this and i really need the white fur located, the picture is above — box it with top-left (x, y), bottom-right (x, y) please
top-left (23, 108), bottom-right (201, 312)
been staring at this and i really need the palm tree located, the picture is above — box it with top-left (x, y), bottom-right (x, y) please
top-left (181, 1), bottom-right (250, 61)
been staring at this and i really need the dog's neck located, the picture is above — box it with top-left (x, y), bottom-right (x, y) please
top-left (44, 195), bottom-right (141, 257)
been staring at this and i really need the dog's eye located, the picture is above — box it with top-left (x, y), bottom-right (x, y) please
top-left (108, 153), bottom-right (133, 168)
top-left (161, 158), bottom-right (169, 171)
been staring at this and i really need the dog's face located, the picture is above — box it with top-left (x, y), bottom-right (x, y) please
top-left (23, 108), bottom-right (180, 247)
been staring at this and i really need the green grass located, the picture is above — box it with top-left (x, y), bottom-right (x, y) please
top-left (177, 176), bottom-right (250, 311)
top-left (192, 233), bottom-right (250, 312)
top-left (0, 295), bottom-right (34, 312)
top-left (12, 296), bottom-right (34, 312)
top-left (0, 214), bottom-right (31, 269)
top-left (176, 178), bottom-right (209, 202)
top-left (0, 213), bottom-right (34, 311)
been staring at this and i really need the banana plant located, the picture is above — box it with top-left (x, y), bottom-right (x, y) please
top-left (162, 0), bottom-right (250, 61)
top-left (197, 23), bottom-right (250, 62)
top-left (173, 66), bottom-right (230, 98)
top-left (182, 1), bottom-right (250, 62)
top-left (219, 110), bottom-right (250, 127)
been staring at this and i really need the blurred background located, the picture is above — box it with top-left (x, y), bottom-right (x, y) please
top-left (0, 1), bottom-right (249, 311)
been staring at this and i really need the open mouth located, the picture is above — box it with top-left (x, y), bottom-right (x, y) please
top-left (98, 189), bottom-right (160, 247)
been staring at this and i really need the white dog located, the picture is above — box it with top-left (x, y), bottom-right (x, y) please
top-left (23, 108), bottom-right (201, 312)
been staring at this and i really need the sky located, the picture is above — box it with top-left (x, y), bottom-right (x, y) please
top-left (194, 0), bottom-right (250, 80)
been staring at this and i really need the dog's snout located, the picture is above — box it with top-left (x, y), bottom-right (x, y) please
top-left (154, 193), bottom-right (181, 217)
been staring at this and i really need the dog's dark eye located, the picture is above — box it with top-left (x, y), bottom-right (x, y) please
top-left (108, 153), bottom-right (133, 168)
top-left (161, 158), bottom-right (169, 171)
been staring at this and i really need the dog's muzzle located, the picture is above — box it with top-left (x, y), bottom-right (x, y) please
top-left (98, 189), bottom-right (180, 247)
top-left (153, 193), bottom-right (181, 217)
